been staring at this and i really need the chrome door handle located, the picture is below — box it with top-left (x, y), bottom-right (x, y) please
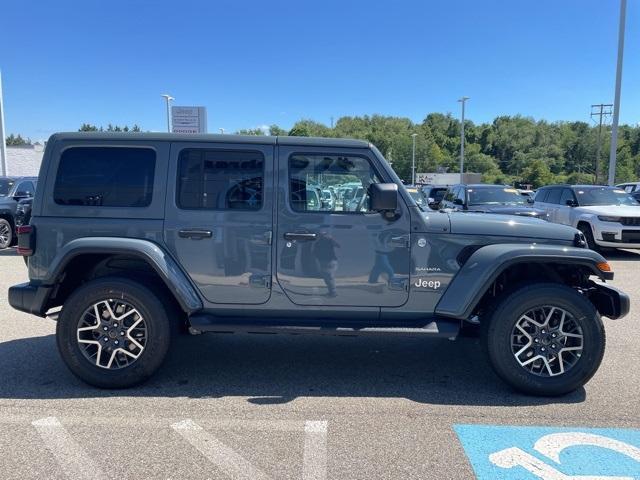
top-left (284, 232), bottom-right (317, 241)
top-left (178, 229), bottom-right (213, 240)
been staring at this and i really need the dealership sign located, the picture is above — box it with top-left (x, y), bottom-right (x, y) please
top-left (171, 106), bottom-right (207, 134)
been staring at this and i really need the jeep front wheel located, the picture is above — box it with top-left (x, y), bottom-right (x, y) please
top-left (485, 283), bottom-right (605, 396)
top-left (57, 277), bottom-right (171, 388)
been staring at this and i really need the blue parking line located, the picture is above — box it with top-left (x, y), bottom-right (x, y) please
top-left (454, 424), bottom-right (640, 479)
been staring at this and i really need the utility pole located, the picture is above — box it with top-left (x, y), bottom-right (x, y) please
top-left (590, 104), bottom-right (613, 184)
top-left (608, 0), bottom-right (627, 186)
top-left (161, 94), bottom-right (174, 133)
top-left (0, 71), bottom-right (7, 176)
top-left (458, 96), bottom-right (470, 182)
top-left (411, 133), bottom-right (417, 185)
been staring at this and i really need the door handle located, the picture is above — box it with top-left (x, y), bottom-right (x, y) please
top-left (179, 229), bottom-right (213, 240)
top-left (284, 232), bottom-right (317, 241)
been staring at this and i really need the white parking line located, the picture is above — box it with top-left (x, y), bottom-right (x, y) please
top-left (303, 420), bottom-right (327, 480)
top-left (31, 416), bottom-right (108, 480)
top-left (171, 418), bottom-right (272, 480)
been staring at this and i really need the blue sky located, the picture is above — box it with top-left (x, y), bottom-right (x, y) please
top-left (1, 0), bottom-right (638, 141)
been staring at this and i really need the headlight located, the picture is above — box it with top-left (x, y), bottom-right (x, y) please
top-left (598, 216), bottom-right (622, 222)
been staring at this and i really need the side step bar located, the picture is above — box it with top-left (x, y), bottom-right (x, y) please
top-left (188, 315), bottom-right (460, 339)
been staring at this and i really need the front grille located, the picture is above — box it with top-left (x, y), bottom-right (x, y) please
top-left (621, 217), bottom-right (640, 226)
top-left (621, 230), bottom-right (640, 243)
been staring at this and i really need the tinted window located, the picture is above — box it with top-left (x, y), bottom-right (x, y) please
top-left (15, 181), bottom-right (35, 196)
top-left (0, 179), bottom-right (15, 196)
top-left (545, 188), bottom-right (562, 204)
top-left (54, 147), bottom-right (155, 207)
top-left (289, 154), bottom-right (380, 213)
top-left (177, 149), bottom-right (263, 210)
top-left (535, 188), bottom-right (548, 203)
top-left (559, 188), bottom-right (576, 205)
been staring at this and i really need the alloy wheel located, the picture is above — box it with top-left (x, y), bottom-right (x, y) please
top-left (511, 306), bottom-right (583, 377)
top-left (76, 299), bottom-right (148, 369)
top-left (0, 222), bottom-right (10, 248)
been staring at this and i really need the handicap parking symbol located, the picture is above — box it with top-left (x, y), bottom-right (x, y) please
top-left (455, 424), bottom-right (640, 479)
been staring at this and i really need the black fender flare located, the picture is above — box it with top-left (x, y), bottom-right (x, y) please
top-left (41, 237), bottom-right (202, 314)
top-left (434, 243), bottom-right (610, 319)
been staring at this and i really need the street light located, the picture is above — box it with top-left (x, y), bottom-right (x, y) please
top-left (608, 0), bottom-right (627, 186)
top-left (458, 96), bottom-right (470, 182)
top-left (219, 128), bottom-right (225, 134)
top-left (411, 133), bottom-right (418, 185)
top-left (161, 94), bottom-right (174, 133)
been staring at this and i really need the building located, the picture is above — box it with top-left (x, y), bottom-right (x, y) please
top-left (5, 144), bottom-right (44, 176)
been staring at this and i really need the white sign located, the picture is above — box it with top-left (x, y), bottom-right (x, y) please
top-left (171, 106), bottom-right (207, 134)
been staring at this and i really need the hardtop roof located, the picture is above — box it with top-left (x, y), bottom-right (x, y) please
top-left (49, 132), bottom-right (370, 148)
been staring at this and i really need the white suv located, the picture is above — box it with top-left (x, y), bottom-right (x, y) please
top-left (534, 185), bottom-right (640, 250)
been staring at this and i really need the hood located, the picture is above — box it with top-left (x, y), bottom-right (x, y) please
top-left (575, 205), bottom-right (640, 216)
top-left (467, 205), bottom-right (547, 218)
top-left (448, 212), bottom-right (578, 242)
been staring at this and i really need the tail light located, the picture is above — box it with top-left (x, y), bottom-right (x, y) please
top-left (16, 225), bottom-right (34, 256)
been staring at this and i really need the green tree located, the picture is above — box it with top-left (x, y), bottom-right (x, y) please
top-left (521, 159), bottom-right (555, 188)
top-left (5, 134), bottom-right (31, 146)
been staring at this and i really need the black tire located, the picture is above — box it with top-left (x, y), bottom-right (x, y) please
top-left (56, 277), bottom-right (171, 388)
top-left (0, 218), bottom-right (12, 249)
top-left (485, 283), bottom-right (605, 396)
top-left (578, 223), bottom-right (599, 252)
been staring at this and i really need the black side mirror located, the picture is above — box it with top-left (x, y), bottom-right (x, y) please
top-left (527, 198), bottom-right (534, 204)
top-left (453, 198), bottom-right (464, 206)
top-left (14, 191), bottom-right (31, 199)
top-left (370, 183), bottom-right (398, 211)
top-left (566, 199), bottom-right (577, 207)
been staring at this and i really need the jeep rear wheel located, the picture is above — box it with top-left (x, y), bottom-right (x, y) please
top-left (0, 218), bottom-right (12, 249)
top-left (57, 277), bottom-right (171, 388)
top-left (485, 283), bottom-right (605, 396)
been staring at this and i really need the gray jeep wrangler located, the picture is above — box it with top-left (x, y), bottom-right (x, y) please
top-left (9, 133), bottom-right (629, 395)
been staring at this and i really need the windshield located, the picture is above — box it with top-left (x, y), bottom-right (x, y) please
top-left (468, 187), bottom-right (526, 206)
top-left (0, 179), bottom-right (15, 196)
top-left (575, 187), bottom-right (639, 206)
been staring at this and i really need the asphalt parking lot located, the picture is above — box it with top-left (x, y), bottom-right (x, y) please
top-left (0, 247), bottom-right (639, 479)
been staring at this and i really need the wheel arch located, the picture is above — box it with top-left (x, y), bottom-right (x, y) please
top-left (434, 243), bottom-right (610, 320)
top-left (40, 237), bottom-right (202, 315)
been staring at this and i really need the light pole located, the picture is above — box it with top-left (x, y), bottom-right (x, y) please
top-left (0, 71), bottom-right (7, 176)
top-left (411, 133), bottom-right (417, 185)
top-left (219, 128), bottom-right (225, 134)
top-left (161, 94), bottom-right (174, 133)
top-left (608, 0), bottom-right (627, 186)
top-left (458, 96), bottom-right (470, 182)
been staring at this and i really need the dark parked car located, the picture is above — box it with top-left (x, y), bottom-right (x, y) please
top-left (9, 132), bottom-right (628, 396)
top-left (440, 184), bottom-right (548, 220)
top-left (0, 176), bottom-right (37, 249)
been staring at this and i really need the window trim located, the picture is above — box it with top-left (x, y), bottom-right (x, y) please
top-left (53, 145), bottom-right (157, 208)
top-left (175, 147), bottom-right (266, 212)
top-left (287, 151), bottom-right (384, 215)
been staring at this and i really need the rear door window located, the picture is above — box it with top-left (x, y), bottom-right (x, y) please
top-left (54, 147), bottom-right (156, 207)
top-left (177, 148), bottom-right (264, 210)
top-left (545, 188), bottom-right (562, 205)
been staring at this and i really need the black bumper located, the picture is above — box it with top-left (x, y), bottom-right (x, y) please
top-left (8, 282), bottom-right (51, 317)
top-left (588, 282), bottom-right (630, 320)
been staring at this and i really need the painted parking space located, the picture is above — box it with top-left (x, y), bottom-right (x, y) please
top-left (455, 424), bottom-right (640, 479)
